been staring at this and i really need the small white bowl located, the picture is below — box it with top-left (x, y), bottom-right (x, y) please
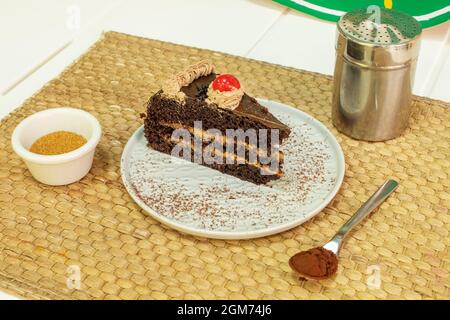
top-left (11, 107), bottom-right (102, 186)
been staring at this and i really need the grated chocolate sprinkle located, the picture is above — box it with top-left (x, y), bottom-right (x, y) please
top-left (128, 109), bottom-right (339, 232)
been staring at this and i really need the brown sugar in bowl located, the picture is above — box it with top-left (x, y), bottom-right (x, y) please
top-left (11, 107), bottom-right (101, 186)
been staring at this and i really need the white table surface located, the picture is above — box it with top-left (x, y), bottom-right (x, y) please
top-left (0, 0), bottom-right (448, 300)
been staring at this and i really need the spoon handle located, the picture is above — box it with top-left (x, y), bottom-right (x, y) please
top-left (326, 179), bottom-right (398, 253)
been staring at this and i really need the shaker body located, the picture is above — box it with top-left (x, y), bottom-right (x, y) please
top-left (331, 8), bottom-right (421, 141)
top-left (332, 45), bottom-right (417, 141)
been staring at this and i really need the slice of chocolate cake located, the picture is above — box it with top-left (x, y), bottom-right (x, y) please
top-left (143, 60), bottom-right (291, 184)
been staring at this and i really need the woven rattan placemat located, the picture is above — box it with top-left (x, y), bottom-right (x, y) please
top-left (0, 32), bottom-right (449, 300)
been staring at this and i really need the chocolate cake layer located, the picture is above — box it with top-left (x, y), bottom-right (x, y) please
top-left (144, 125), bottom-right (283, 170)
top-left (145, 129), bottom-right (281, 185)
top-left (145, 121), bottom-right (284, 160)
top-left (146, 92), bottom-right (289, 148)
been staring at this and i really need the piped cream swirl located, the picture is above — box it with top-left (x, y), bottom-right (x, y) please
top-left (162, 60), bottom-right (214, 100)
top-left (206, 84), bottom-right (244, 110)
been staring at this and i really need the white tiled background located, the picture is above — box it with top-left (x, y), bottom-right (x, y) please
top-left (0, 0), bottom-right (448, 299)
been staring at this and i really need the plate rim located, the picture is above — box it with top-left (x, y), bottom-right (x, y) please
top-left (120, 98), bottom-right (345, 239)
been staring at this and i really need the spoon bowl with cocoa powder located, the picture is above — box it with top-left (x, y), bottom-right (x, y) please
top-left (289, 180), bottom-right (398, 280)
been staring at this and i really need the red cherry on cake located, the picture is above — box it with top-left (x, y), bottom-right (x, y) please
top-left (212, 74), bottom-right (241, 92)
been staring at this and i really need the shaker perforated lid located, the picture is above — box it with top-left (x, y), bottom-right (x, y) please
top-left (336, 8), bottom-right (422, 67)
top-left (338, 7), bottom-right (421, 46)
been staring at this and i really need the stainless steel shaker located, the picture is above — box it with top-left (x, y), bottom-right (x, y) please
top-left (332, 8), bottom-right (422, 141)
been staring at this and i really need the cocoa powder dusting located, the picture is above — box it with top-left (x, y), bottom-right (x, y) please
top-left (289, 247), bottom-right (338, 280)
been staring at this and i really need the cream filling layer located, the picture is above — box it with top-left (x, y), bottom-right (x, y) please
top-left (159, 122), bottom-right (284, 162)
top-left (159, 134), bottom-right (282, 176)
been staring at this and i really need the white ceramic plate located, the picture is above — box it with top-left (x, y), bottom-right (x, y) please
top-left (121, 99), bottom-right (345, 239)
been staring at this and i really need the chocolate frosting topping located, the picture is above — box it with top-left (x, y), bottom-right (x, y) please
top-left (180, 74), bottom-right (290, 133)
